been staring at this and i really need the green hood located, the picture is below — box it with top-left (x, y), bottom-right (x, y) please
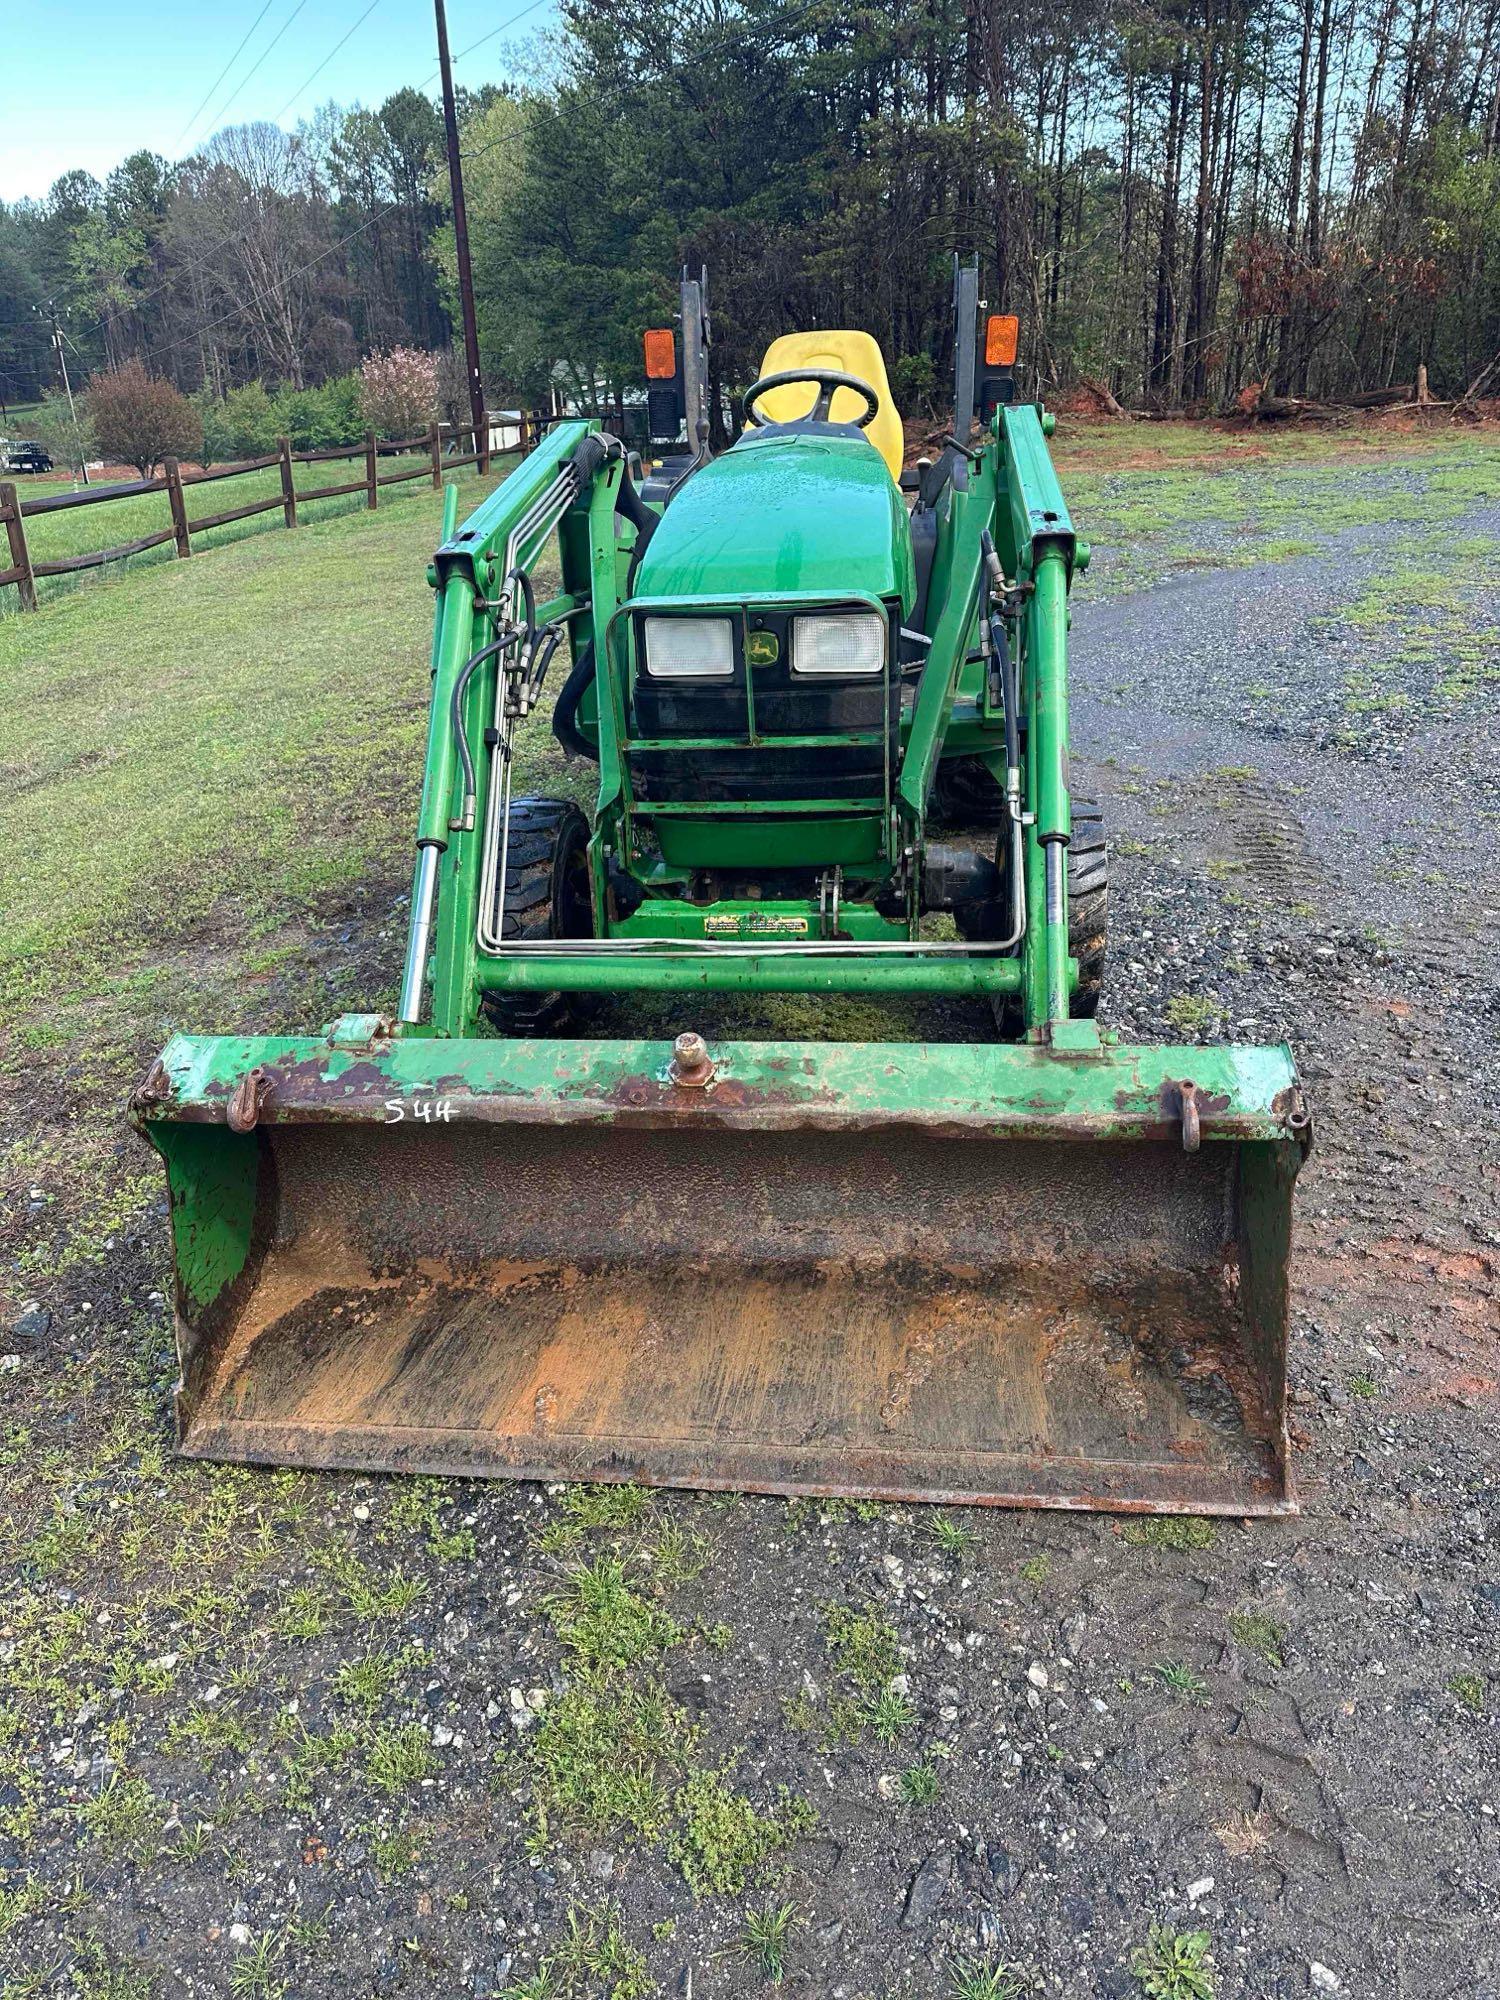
top-left (634, 429), bottom-right (915, 612)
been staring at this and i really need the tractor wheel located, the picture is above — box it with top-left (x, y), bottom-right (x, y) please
top-left (479, 796), bottom-right (593, 1036)
top-left (930, 755), bottom-right (1006, 830)
top-left (992, 798), bottom-right (1109, 1038)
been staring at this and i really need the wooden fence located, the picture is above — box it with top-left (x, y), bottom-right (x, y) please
top-left (0, 419), bottom-right (534, 612)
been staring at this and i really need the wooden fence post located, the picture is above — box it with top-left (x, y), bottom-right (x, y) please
top-left (429, 422), bottom-right (442, 490)
top-left (365, 432), bottom-right (379, 510)
top-left (278, 437), bottom-right (297, 528)
top-left (163, 458), bottom-right (191, 559)
top-left (0, 483), bottom-right (37, 612)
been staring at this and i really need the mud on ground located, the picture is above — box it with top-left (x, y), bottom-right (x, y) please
top-left (0, 428), bottom-right (1496, 2000)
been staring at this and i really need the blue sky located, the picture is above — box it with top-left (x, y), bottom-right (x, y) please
top-left (1, 0), bottom-right (557, 203)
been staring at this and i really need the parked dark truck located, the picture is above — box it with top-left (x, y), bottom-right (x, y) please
top-left (0, 439), bottom-right (53, 473)
top-left (131, 264), bottom-right (1312, 1516)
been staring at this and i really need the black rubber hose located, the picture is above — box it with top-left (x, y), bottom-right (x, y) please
top-left (450, 633), bottom-right (513, 826)
top-left (990, 611), bottom-right (1020, 776)
top-left (527, 626), bottom-right (563, 700)
top-left (552, 640), bottom-right (598, 762)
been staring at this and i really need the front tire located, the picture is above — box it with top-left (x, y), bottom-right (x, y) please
top-left (479, 796), bottom-right (593, 1036)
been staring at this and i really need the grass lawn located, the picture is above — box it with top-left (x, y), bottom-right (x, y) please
top-left (2, 449), bottom-right (517, 616)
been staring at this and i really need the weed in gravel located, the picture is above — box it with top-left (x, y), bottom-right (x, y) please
top-left (229, 1931), bottom-right (287, 2000)
top-left (668, 1767), bottom-right (815, 1897)
top-left (1163, 993), bottom-right (1220, 1037)
top-left (77, 1772), bottom-right (165, 1859)
top-left (645, 1520), bottom-right (713, 1588)
top-left (503, 1902), bottom-right (652, 2000)
top-left (1348, 1371), bottom-right (1381, 1398)
top-left (162, 1701), bottom-right (256, 1764)
top-left (868, 1686), bottom-right (918, 1742)
top-left (369, 1821), bottom-right (425, 1879)
top-left (1229, 1611), bottom-right (1287, 1668)
top-left (1448, 1672), bottom-right (1485, 1712)
top-left (537, 1483), bottom-right (654, 1555)
top-left (740, 1899), bottom-right (800, 1982)
top-left (1152, 1661), bottom-right (1211, 1705)
top-left (527, 1672), bottom-right (695, 1844)
top-left (947, 1958), bottom-right (1030, 1999)
top-left (1121, 1517), bottom-right (1217, 1552)
top-left (382, 1477), bottom-right (477, 1559)
top-left (545, 1555), bottom-right (684, 1669)
top-left (1213, 1810), bottom-right (1273, 1857)
top-left (1130, 1922), bottom-right (1215, 1998)
top-left (1019, 1553), bottom-right (1052, 1587)
top-left (0, 1876), bottom-right (47, 1939)
top-left (900, 1757), bottom-right (940, 1805)
top-left (311, 1544), bottom-right (427, 1619)
top-left (58, 1939), bottom-right (156, 2000)
top-left (824, 1601), bottom-right (901, 1688)
top-left (365, 1720), bottom-right (439, 1796)
top-left (279, 1722), bottom-right (358, 1812)
top-left (929, 1512), bottom-right (976, 1558)
top-left (333, 1641), bottom-right (427, 1715)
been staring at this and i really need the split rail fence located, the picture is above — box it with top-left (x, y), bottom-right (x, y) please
top-left (0, 419), bottom-right (534, 612)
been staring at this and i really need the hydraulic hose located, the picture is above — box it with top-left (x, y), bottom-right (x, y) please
top-left (552, 640), bottom-right (598, 761)
top-left (449, 633), bottom-right (514, 833)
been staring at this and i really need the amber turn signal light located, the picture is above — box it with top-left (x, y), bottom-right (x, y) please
top-left (643, 328), bottom-right (676, 380)
top-left (984, 313), bottom-right (1019, 367)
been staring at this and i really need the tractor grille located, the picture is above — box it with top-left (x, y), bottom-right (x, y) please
top-left (629, 607), bottom-right (898, 804)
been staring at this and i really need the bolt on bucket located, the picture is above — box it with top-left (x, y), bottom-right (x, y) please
top-left (132, 1025), bottom-right (1310, 1515)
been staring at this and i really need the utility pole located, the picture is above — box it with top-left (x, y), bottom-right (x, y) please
top-left (433, 0), bottom-right (488, 474)
top-left (44, 303), bottom-right (89, 486)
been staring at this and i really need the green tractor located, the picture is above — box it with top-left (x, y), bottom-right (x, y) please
top-left (132, 265), bottom-right (1310, 1514)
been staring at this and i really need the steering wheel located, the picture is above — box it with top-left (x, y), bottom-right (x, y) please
top-left (742, 368), bottom-right (881, 431)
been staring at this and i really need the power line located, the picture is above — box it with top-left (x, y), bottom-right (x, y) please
top-left (417, 0), bottom-right (553, 90)
top-left (273, 0), bottom-right (384, 122)
top-left (131, 201), bottom-right (398, 369)
top-left (176, 0), bottom-right (279, 144)
top-left (201, 0), bottom-right (313, 137)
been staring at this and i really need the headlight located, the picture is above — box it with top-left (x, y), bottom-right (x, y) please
top-left (791, 611), bottom-right (885, 676)
top-left (642, 616), bottom-right (734, 678)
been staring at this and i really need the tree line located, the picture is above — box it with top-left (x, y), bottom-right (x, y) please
top-left (3, 0), bottom-right (1497, 435)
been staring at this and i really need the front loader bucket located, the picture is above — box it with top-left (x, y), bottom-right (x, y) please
top-left (132, 1027), bottom-right (1310, 1515)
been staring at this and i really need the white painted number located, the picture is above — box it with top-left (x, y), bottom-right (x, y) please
top-left (383, 1094), bottom-right (455, 1124)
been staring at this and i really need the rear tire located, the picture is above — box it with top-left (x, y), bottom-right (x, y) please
top-left (479, 796), bottom-right (593, 1036)
top-left (993, 798), bottom-right (1109, 1038)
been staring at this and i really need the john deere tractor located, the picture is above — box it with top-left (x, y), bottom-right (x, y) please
top-left (133, 263), bottom-right (1311, 1514)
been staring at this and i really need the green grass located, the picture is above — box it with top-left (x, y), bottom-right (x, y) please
top-left (3, 450), bottom-right (515, 615)
top-left (1152, 1661), bottom-right (1211, 1705)
top-left (900, 1756), bottom-right (940, 1805)
top-left (501, 1904), bottom-right (653, 2000)
top-left (667, 1767), bottom-right (813, 1898)
top-left (740, 1900), bottom-right (800, 1982)
top-left (1052, 424), bottom-right (1500, 598)
top-left (1448, 1672), bottom-right (1485, 1712)
top-left (1121, 1517), bottom-right (1218, 1552)
top-left (1228, 1611), bottom-right (1287, 1669)
top-left (946, 1959), bottom-right (1030, 2000)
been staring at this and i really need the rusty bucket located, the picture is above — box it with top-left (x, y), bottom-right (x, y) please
top-left (132, 1024), bottom-right (1310, 1514)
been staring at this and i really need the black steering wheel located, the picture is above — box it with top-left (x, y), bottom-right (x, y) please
top-left (742, 368), bottom-right (881, 431)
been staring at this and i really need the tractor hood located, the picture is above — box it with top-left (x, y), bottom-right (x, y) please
top-left (634, 429), bottom-right (915, 612)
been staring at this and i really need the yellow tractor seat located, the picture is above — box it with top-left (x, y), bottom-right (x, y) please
top-left (751, 330), bottom-right (904, 483)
